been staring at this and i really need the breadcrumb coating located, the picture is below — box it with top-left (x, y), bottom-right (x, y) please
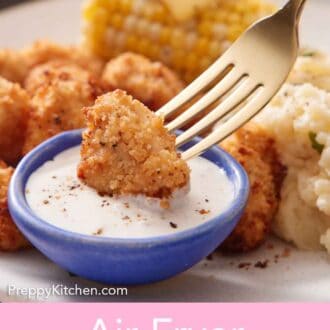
top-left (230, 123), bottom-right (286, 194)
top-left (78, 90), bottom-right (190, 198)
top-left (23, 60), bottom-right (105, 94)
top-left (220, 123), bottom-right (285, 252)
top-left (21, 40), bottom-right (105, 79)
top-left (22, 62), bottom-right (105, 154)
top-left (0, 49), bottom-right (27, 84)
top-left (0, 77), bottom-right (30, 165)
top-left (102, 52), bottom-right (184, 110)
top-left (0, 40), bottom-right (105, 84)
top-left (0, 160), bottom-right (29, 251)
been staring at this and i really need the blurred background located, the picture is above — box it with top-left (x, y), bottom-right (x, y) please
top-left (0, 0), bottom-right (329, 52)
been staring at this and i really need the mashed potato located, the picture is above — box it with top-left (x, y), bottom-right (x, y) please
top-left (255, 83), bottom-right (330, 252)
top-left (288, 50), bottom-right (330, 92)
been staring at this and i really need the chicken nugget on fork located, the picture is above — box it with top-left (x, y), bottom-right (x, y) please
top-left (77, 90), bottom-right (190, 199)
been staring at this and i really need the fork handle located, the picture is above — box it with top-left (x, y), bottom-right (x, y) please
top-left (285, 0), bottom-right (307, 21)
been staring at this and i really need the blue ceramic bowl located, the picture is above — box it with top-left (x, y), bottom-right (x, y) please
top-left (8, 129), bottom-right (249, 285)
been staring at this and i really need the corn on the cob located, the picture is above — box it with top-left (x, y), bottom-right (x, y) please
top-left (82, 0), bottom-right (275, 82)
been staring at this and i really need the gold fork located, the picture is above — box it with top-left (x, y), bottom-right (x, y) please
top-left (157, 0), bottom-right (307, 160)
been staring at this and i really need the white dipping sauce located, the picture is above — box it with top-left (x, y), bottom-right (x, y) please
top-left (26, 146), bottom-right (234, 238)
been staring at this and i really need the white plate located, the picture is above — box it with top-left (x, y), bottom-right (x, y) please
top-left (0, 0), bottom-right (330, 302)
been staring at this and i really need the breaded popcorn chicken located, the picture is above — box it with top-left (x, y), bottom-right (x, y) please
top-left (102, 53), bottom-right (184, 110)
top-left (0, 160), bottom-right (29, 251)
top-left (0, 49), bottom-right (27, 84)
top-left (0, 40), bottom-right (104, 84)
top-left (0, 77), bottom-right (30, 165)
top-left (22, 62), bottom-right (105, 154)
top-left (21, 40), bottom-right (105, 79)
top-left (230, 123), bottom-right (286, 194)
top-left (24, 60), bottom-right (105, 94)
top-left (220, 123), bottom-right (285, 252)
top-left (78, 90), bottom-right (190, 198)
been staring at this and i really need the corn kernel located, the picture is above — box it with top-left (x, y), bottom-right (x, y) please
top-left (152, 7), bottom-right (166, 23)
top-left (184, 53), bottom-right (198, 70)
top-left (147, 44), bottom-right (159, 59)
top-left (126, 35), bottom-right (138, 49)
top-left (159, 27), bottom-right (171, 44)
top-left (149, 23), bottom-right (162, 41)
top-left (172, 50), bottom-right (186, 69)
top-left (198, 21), bottom-right (213, 36)
top-left (195, 37), bottom-right (209, 55)
top-left (83, 0), bottom-right (275, 82)
top-left (170, 28), bottom-right (185, 49)
top-left (118, 0), bottom-right (132, 14)
top-left (136, 39), bottom-right (150, 54)
top-left (111, 14), bottom-right (124, 29)
top-left (185, 32), bottom-right (198, 50)
top-left (136, 19), bottom-right (149, 36)
top-left (209, 40), bottom-right (222, 58)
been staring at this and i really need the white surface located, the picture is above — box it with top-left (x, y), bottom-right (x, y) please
top-left (26, 146), bottom-right (233, 238)
top-left (0, 0), bottom-right (330, 302)
top-left (1, 237), bottom-right (330, 302)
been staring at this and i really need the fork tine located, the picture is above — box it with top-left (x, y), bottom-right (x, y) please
top-left (175, 79), bottom-right (258, 147)
top-left (156, 56), bottom-right (233, 120)
top-left (166, 68), bottom-right (245, 132)
top-left (181, 88), bottom-right (273, 160)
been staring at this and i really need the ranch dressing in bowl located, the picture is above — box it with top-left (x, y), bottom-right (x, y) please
top-left (25, 146), bottom-right (234, 238)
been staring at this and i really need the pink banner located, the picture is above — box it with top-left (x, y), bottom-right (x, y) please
top-left (0, 303), bottom-right (328, 329)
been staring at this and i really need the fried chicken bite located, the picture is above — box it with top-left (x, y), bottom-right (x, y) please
top-left (0, 40), bottom-right (105, 85)
top-left (102, 52), bottom-right (184, 110)
top-left (23, 60), bottom-right (105, 94)
top-left (78, 90), bottom-right (190, 198)
top-left (0, 77), bottom-right (30, 165)
top-left (230, 123), bottom-right (286, 194)
top-left (21, 40), bottom-right (105, 78)
top-left (0, 160), bottom-right (29, 251)
top-left (22, 62), bottom-right (105, 154)
top-left (220, 123), bottom-right (285, 252)
top-left (0, 49), bottom-right (27, 84)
